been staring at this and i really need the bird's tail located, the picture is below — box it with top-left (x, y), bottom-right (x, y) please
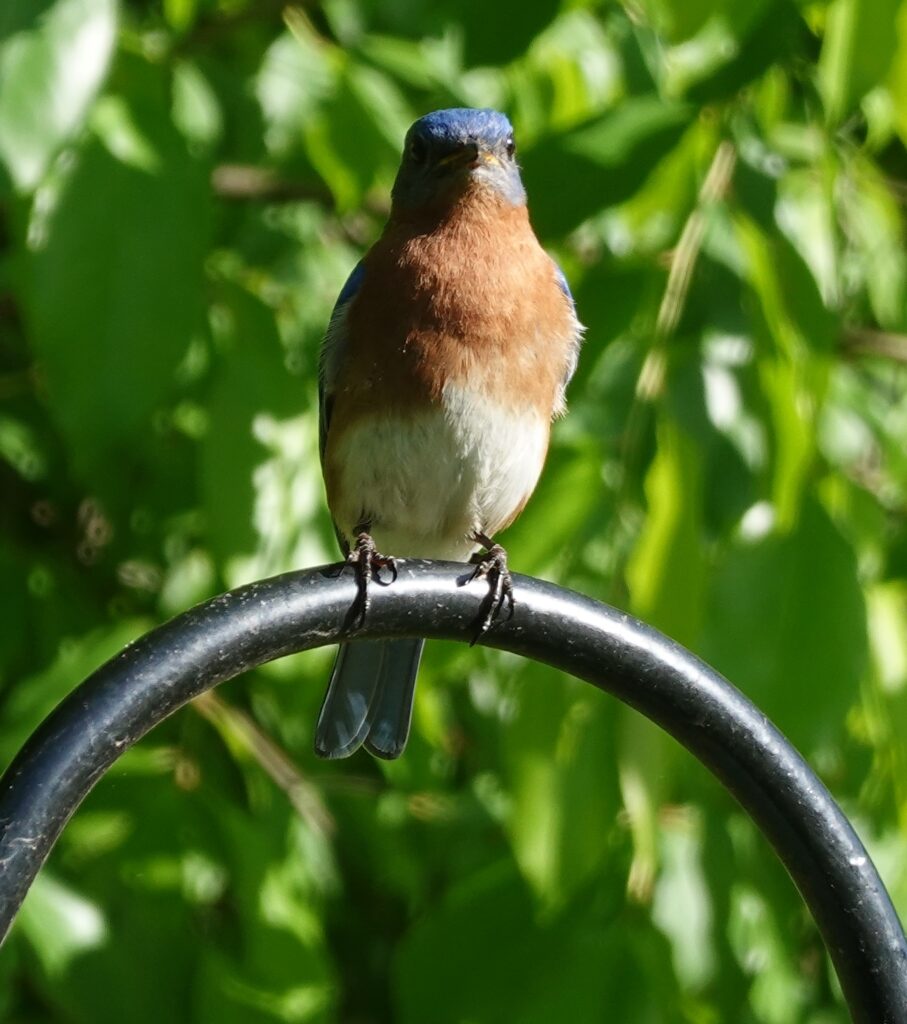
top-left (314, 639), bottom-right (424, 760)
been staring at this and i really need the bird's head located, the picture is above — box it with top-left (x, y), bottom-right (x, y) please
top-left (391, 108), bottom-right (526, 212)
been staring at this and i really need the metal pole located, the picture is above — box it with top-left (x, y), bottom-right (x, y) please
top-left (0, 562), bottom-right (905, 1021)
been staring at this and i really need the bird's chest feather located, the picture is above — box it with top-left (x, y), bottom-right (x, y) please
top-left (326, 387), bottom-right (548, 558)
top-left (336, 196), bottom-right (576, 418)
top-left (323, 194), bottom-right (574, 554)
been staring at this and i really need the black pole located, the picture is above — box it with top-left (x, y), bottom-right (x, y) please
top-left (0, 562), bottom-right (905, 1021)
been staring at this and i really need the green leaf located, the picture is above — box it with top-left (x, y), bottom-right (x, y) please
top-left (0, 412), bottom-right (47, 480)
top-left (510, 10), bottom-right (623, 135)
top-left (16, 873), bottom-right (107, 978)
top-left (867, 581), bottom-right (907, 693)
top-left (627, 415), bottom-right (706, 646)
top-left (501, 442), bottom-right (605, 575)
top-left (836, 152), bottom-right (907, 329)
top-left (201, 285), bottom-right (326, 586)
top-left (394, 860), bottom-right (683, 1024)
top-left (172, 60), bottom-right (223, 151)
top-left (887, 2), bottom-right (907, 146)
top-left (303, 61), bottom-right (407, 210)
top-left (701, 499), bottom-right (867, 753)
top-left (763, 357), bottom-right (817, 529)
top-left (26, 81), bottom-right (210, 481)
top-left (348, 0), bottom-right (562, 66)
top-left (356, 35), bottom-right (444, 90)
top-left (0, 619), bottom-right (148, 766)
top-left (729, 881), bottom-right (812, 1020)
top-left (0, 0), bottom-right (117, 191)
top-left (734, 211), bottom-right (834, 526)
top-left (683, 1), bottom-right (804, 104)
top-left (163, 0), bottom-right (196, 33)
top-left (256, 28), bottom-right (336, 157)
top-left (818, 0), bottom-right (901, 123)
top-left (736, 208), bottom-right (838, 357)
top-left (634, 0), bottom-right (719, 43)
top-left (652, 818), bottom-right (717, 988)
top-left (521, 96), bottom-right (692, 236)
top-left (453, 0), bottom-right (563, 67)
top-left (774, 168), bottom-right (840, 311)
top-left (500, 665), bottom-right (621, 906)
top-left (654, 0), bottom-right (799, 101)
top-left (618, 711), bottom-right (677, 904)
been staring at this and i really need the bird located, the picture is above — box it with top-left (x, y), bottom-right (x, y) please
top-left (314, 107), bottom-right (583, 760)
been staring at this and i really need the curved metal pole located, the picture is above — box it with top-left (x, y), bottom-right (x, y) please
top-left (0, 562), bottom-right (905, 1021)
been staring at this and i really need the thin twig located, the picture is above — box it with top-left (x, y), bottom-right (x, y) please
top-left (842, 326), bottom-right (907, 364)
top-left (210, 164), bottom-right (388, 246)
top-left (192, 690), bottom-right (335, 837)
top-left (636, 139), bottom-right (737, 401)
top-left (211, 164), bottom-right (334, 204)
top-left (604, 139), bottom-right (737, 605)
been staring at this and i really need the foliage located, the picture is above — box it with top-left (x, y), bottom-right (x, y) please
top-left (2, 0), bottom-right (907, 1020)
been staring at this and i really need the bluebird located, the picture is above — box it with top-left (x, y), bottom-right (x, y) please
top-left (315, 108), bottom-right (583, 759)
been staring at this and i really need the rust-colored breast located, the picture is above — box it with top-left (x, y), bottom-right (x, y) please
top-left (330, 186), bottom-right (576, 430)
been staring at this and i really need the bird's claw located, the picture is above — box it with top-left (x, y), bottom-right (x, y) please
top-left (345, 531), bottom-right (397, 626)
top-left (468, 534), bottom-right (514, 641)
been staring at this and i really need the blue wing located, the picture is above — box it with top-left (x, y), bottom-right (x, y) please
top-left (553, 260), bottom-right (584, 403)
top-left (315, 259), bottom-right (426, 762)
top-left (318, 260), bottom-right (365, 463)
top-left (554, 262), bottom-right (573, 302)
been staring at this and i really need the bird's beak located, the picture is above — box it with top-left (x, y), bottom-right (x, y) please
top-left (436, 142), bottom-right (481, 170)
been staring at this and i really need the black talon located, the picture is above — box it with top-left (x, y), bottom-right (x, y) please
top-left (344, 530), bottom-right (398, 627)
top-left (468, 532), bottom-right (515, 641)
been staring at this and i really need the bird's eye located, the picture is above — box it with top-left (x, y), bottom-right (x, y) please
top-left (505, 136), bottom-right (516, 159)
top-left (408, 135), bottom-right (428, 163)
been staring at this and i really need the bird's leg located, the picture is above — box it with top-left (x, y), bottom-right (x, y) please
top-left (345, 527), bottom-right (398, 626)
top-left (468, 531), bottom-right (515, 639)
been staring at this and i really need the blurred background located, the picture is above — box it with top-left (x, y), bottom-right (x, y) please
top-left (2, 0), bottom-right (907, 1020)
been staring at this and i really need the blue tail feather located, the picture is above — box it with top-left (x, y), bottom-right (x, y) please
top-left (315, 639), bottom-right (423, 759)
top-left (364, 640), bottom-right (423, 759)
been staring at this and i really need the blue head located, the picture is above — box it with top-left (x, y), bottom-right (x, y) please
top-left (391, 108), bottom-right (526, 211)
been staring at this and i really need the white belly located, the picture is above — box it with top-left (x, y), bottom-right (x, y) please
top-left (328, 385), bottom-right (549, 560)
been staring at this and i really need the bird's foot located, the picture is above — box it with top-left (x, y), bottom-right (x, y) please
top-left (468, 532), bottom-right (515, 641)
top-left (346, 531), bottom-right (398, 626)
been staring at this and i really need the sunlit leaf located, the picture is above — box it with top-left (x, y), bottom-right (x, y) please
top-left (818, 0), bottom-right (900, 123)
top-left (0, 0), bottom-right (117, 191)
top-left (172, 60), bottom-right (223, 151)
top-left (26, 82), bottom-right (210, 482)
top-left (701, 499), bottom-right (867, 753)
top-left (500, 665), bottom-right (621, 906)
top-left (257, 28), bottom-right (336, 157)
top-left (201, 285), bottom-right (328, 586)
top-left (16, 873), bottom-right (107, 977)
top-left (626, 414), bottom-right (706, 646)
top-left (652, 817), bottom-right (717, 989)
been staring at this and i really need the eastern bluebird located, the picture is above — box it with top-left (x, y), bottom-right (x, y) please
top-left (315, 108), bottom-right (583, 759)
